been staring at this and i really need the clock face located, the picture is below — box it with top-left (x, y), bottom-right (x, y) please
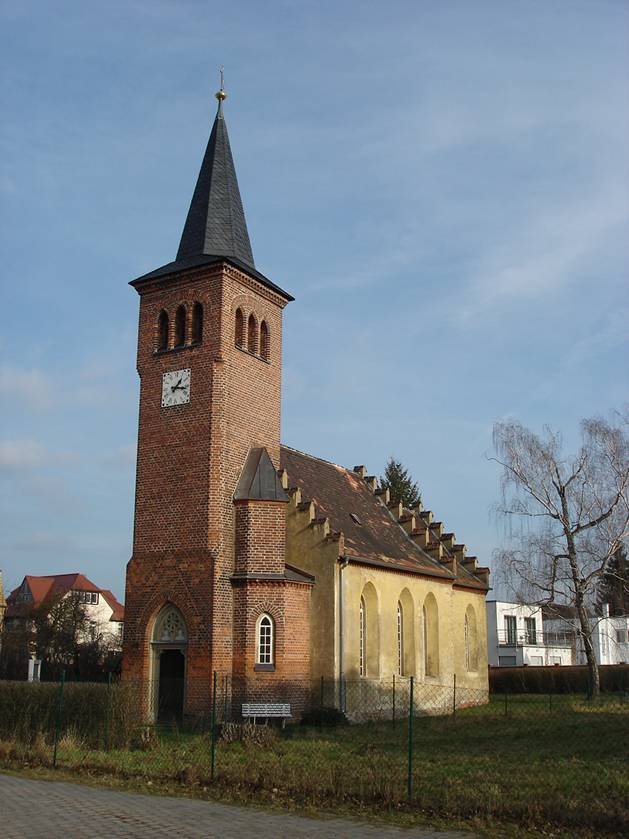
top-left (161, 369), bottom-right (191, 408)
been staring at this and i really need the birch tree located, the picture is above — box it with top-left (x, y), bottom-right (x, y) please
top-left (491, 412), bottom-right (629, 695)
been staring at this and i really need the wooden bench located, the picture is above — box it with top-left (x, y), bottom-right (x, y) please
top-left (242, 702), bottom-right (291, 726)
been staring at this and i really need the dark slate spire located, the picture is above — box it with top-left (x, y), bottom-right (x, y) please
top-left (131, 75), bottom-right (293, 302)
top-left (176, 82), bottom-right (255, 269)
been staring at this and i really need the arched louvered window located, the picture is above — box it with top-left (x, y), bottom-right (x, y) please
top-left (174, 305), bottom-right (186, 348)
top-left (260, 320), bottom-right (270, 361)
top-left (247, 313), bottom-right (258, 354)
top-left (256, 613), bottom-right (274, 665)
top-left (235, 308), bottom-right (244, 348)
top-left (191, 302), bottom-right (203, 344)
top-left (157, 310), bottom-right (169, 352)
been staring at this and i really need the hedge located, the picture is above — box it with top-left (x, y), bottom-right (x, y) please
top-left (489, 663), bottom-right (629, 694)
top-left (0, 679), bottom-right (141, 747)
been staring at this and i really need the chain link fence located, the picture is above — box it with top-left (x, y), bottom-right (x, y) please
top-left (0, 673), bottom-right (627, 835)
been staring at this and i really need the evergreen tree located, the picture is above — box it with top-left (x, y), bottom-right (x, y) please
top-left (597, 544), bottom-right (629, 616)
top-left (380, 457), bottom-right (421, 508)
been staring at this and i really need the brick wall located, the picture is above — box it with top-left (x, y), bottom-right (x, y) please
top-left (123, 260), bottom-right (312, 717)
top-left (231, 578), bottom-right (312, 716)
top-left (234, 501), bottom-right (286, 575)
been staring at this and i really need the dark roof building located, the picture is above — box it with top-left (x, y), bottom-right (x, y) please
top-left (122, 80), bottom-right (490, 723)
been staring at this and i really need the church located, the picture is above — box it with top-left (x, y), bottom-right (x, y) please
top-left (122, 82), bottom-right (490, 721)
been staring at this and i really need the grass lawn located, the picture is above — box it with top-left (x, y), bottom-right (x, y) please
top-left (1, 694), bottom-right (627, 837)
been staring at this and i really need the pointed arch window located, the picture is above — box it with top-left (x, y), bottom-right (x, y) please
top-left (191, 302), bottom-right (203, 344)
top-left (397, 602), bottom-right (404, 677)
top-left (422, 594), bottom-right (440, 678)
top-left (256, 613), bottom-right (274, 666)
top-left (157, 310), bottom-right (169, 352)
top-left (359, 584), bottom-right (379, 678)
top-left (464, 606), bottom-right (479, 672)
top-left (235, 308), bottom-right (244, 348)
top-left (247, 313), bottom-right (258, 355)
top-left (359, 597), bottom-right (366, 677)
top-left (174, 305), bottom-right (187, 348)
top-left (152, 605), bottom-right (187, 644)
top-left (260, 320), bottom-right (270, 361)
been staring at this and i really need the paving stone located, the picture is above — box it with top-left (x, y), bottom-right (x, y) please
top-left (0, 774), bottom-right (475, 838)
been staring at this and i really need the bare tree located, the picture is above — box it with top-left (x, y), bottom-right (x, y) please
top-left (491, 412), bottom-right (629, 696)
top-left (1, 594), bottom-right (120, 681)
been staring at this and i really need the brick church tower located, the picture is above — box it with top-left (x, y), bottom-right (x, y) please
top-left (122, 83), bottom-right (312, 719)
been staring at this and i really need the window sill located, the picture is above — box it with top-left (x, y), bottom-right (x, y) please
top-left (235, 345), bottom-right (271, 364)
top-left (254, 663), bottom-right (275, 672)
top-left (153, 342), bottom-right (202, 356)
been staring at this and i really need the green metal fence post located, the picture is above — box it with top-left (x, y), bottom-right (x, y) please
top-left (407, 675), bottom-right (414, 802)
top-left (223, 674), bottom-right (228, 723)
top-left (104, 671), bottom-right (112, 751)
top-left (52, 670), bottom-right (66, 768)
top-left (210, 670), bottom-right (217, 781)
top-left (392, 673), bottom-right (396, 728)
top-left (504, 688), bottom-right (508, 717)
top-left (452, 673), bottom-right (456, 718)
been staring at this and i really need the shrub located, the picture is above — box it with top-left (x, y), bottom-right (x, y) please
top-left (300, 706), bottom-right (348, 727)
top-left (220, 721), bottom-right (277, 746)
top-left (489, 663), bottom-right (629, 694)
top-left (0, 679), bottom-right (140, 748)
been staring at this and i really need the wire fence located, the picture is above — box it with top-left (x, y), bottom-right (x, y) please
top-left (0, 674), bottom-right (627, 835)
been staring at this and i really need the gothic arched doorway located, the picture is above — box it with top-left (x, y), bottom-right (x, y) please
top-left (151, 606), bottom-right (187, 723)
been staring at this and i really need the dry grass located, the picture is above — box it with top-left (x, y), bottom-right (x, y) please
top-left (0, 694), bottom-right (627, 836)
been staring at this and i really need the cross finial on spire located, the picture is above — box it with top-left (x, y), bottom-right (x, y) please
top-left (215, 65), bottom-right (227, 108)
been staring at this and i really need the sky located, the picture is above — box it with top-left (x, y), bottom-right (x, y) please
top-left (1, 0), bottom-right (627, 601)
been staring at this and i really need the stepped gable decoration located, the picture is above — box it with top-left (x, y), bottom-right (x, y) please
top-left (234, 447), bottom-right (289, 502)
top-left (280, 446), bottom-right (488, 590)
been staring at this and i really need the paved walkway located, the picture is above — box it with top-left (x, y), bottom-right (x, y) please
top-left (0, 774), bottom-right (474, 838)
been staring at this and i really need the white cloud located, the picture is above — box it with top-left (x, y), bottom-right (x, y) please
top-left (0, 365), bottom-right (54, 410)
top-left (101, 444), bottom-right (137, 467)
top-left (7, 531), bottom-right (79, 553)
top-left (561, 306), bottom-right (629, 368)
top-left (0, 439), bottom-right (46, 471)
top-left (451, 185), bottom-right (628, 324)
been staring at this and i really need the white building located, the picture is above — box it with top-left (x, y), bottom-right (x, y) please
top-left (486, 600), bottom-right (574, 667)
top-left (574, 607), bottom-right (629, 666)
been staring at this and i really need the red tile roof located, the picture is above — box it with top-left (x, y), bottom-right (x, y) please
top-left (5, 573), bottom-right (124, 621)
top-left (280, 446), bottom-right (488, 590)
top-left (100, 589), bottom-right (125, 622)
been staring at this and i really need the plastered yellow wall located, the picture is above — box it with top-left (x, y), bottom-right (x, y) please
top-left (285, 499), bottom-right (340, 681)
top-left (286, 499), bottom-right (488, 690)
top-left (342, 564), bottom-right (488, 689)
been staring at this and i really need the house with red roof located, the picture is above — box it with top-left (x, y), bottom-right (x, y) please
top-left (4, 572), bottom-right (124, 650)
